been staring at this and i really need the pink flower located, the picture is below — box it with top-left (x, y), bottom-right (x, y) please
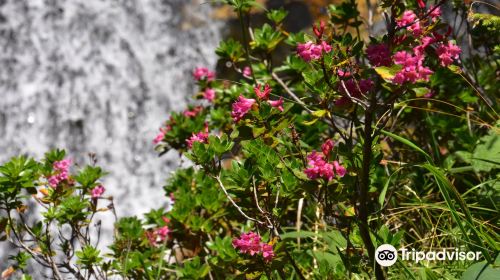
top-left (254, 84), bottom-right (271, 100)
top-left (297, 41), bottom-right (331, 62)
top-left (321, 41), bottom-right (332, 53)
top-left (48, 159), bottom-right (72, 188)
top-left (366, 43), bottom-right (392, 67)
top-left (53, 159), bottom-right (71, 171)
top-left (231, 95), bottom-right (256, 122)
top-left (186, 124), bottom-right (209, 148)
top-left (337, 69), bottom-right (351, 78)
top-left (413, 36), bottom-right (436, 56)
top-left (233, 232), bottom-right (275, 261)
top-left (156, 226), bottom-right (170, 242)
top-left (232, 232), bottom-right (262, 256)
top-left (435, 41), bottom-right (461, 66)
top-left (333, 161), bottom-right (346, 177)
top-left (321, 139), bottom-right (335, 157)
top-left (203, 88), bottom-right (216, 102)
top-left (243, 66), bottom-right (252, 79)
top-left (183, 106), bottom-right (203, 118)
top-left (153, 131), bottom-right (165, 145)
top-left (48, 176), bottom-right (60, 188)
top-left (91, 185), bottom-right (105, 199)
top-left (313, 20), bottom-right (326, 38)
top-left (416, 0), bottom-right (426, 8)
top-left (429, 5), bottom-right (441, 20)
top-left (304, 151), bottom-right (335, 181)
top-left (392, 51), bottom-right (433, 84)
top-left (397, 10), bottom-right (422, 36)
top-left (261, 243), bottom-right (275, 262)
top-left (267, 97), bottom-right (284, 111)
top-left (193, 67), bottom-right (215, 81)
top-left (153, 126), bottom-right (172, 145)
top-left (397, 10), bottom-right (417, 28)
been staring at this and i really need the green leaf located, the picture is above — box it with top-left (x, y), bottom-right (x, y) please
top-left (447, 64), bottom-right (462, 74)
top-left (375, 65), bottom-right (402, 81)
top-left (312, 109), bottom-right (328, 118)
top-left (252, 126), bottom-right (266, 138)
top-left (215, 38), bottom-right (245, 62)
top-left (412, 87), bottom-right (430, 97)
top-left (266, 8), bottom-right (288, 24)
top-left (280, 230), bottom-right (317, 240)
top-left (76, 245), bottom-right (102, 269)
top-left (460, 256), bottom-right (500, 280)
top-left (472, 131), bottom-right (500, 172)
top-left (251, 23), bottom-right (285, 52)
top-left (303, 118), bottom-right (319, 126)
top-left (378, 167), bottom-right (403, 208)
top-left (378, 129), bottom-right (432, 162)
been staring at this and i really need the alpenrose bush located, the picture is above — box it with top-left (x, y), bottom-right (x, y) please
top-left (1, 0), bottom-right (499, 279)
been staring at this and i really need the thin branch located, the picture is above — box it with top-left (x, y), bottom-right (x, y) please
top-left (214, 175), bottom-right (264, 224)
top-left (340, 80), bottom-right (369, 109)
top-left (271, 72), bottom-right (313, 113)
top-left (252, 177), bottom-right (266, 215)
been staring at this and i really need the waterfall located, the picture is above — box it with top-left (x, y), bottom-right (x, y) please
top-left (0, 0), bottom-right (222, 217)
top-left (0, 1), bottom-right (222, 273)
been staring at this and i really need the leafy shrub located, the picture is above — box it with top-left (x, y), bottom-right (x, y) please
top-left (1, 0), bottom-right (499, 279)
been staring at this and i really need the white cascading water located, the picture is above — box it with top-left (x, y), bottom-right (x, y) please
top-left (0, 0), bottom-right (221, 214)
top-left (0, 0), bottom-right (222, 267)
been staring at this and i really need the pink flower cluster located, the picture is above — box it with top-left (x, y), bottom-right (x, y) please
top-left (186, 123), bottom-right (209, 148)
top-left (193, 67), bottom-right (215, 81)
top-left (388, 6), bottom-right (461, 84)
top-left (392, 51), bottom-right (433, 84)
top-left (304, 140), bottom-right (346, 181)
top-left (146, 217), bottom-right (171, 246)
top-left (48, 159), bottom-right (71, 188)
top-left (435, 41), bottom-right (461, 67)
top-left (231, 95), bottom-right (256, 122)
top-left (366, 43), bottom-right (392, 67)
top-left (232, 232), bottom-right (274, 262)
top-left (429, 5), bottom-right (442, 20)
top-left (156, 225), bottom-right (171, 242)
top-left (91, 185), bottom-right (105, 199)
top-left (203, 88), bottom-right (216, 102)
top-left (396, 10), bottom-right (422, 36)
top-left (297, 41), bottom-right (332, 62)
top-left (183, 106), bottom-right (203, 118)
top-left (153, 126), bottom-right (172, 145)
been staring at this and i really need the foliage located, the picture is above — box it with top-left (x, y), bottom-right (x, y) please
top-left (1, 0), bottom-right (499, 279)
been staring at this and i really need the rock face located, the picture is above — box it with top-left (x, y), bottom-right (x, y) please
top-left (0, 0), bottom-right (221, 216)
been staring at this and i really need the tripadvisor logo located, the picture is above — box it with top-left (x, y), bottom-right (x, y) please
top-left (375, 244), bottom-right (398, 267)
top-left (375, 244), bottom-right (482, 267)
